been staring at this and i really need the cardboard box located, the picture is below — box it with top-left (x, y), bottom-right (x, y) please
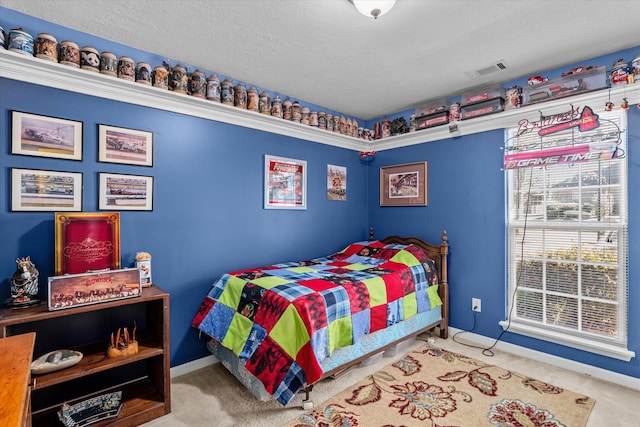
top-left (415, 111), bottom-right (449, 130)
top-left (48, 268), bottom-right (141, 310)
top-left (461, 84), bottom-right (504, 106)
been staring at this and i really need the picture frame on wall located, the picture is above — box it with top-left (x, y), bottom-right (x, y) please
top-left (380, 161), bottom-right (428, 206)
top-left (11, 168), bottom-right (82, 212)
top-left (264, 154), bottom-right (307, 210)
top-left (11, 111), bottom-right (83, 161)
top-left (98, 124), bottom-right (153, 166)
top-left (98, 172), bottom-right (154, 211)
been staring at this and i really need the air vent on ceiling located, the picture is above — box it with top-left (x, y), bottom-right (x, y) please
top-left (465, 59), bottom-right (509, 80)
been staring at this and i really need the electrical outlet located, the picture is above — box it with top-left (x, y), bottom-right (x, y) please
top-left (472, 298), bottom-right (481, 312)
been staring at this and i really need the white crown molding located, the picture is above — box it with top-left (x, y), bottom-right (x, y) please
top-left (2, 49), bottom-right (640, 152)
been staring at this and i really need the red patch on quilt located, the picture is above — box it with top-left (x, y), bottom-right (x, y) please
top-left (343, 282), bottom-right (369, 313)
top-left (295, 340), bottom-right (323, 384)
top-left (380, 266), bottom-right (404, 302)
top-left (253, 290), bottom-right (289, 333)
top-left (370, 304), bottom-right (388, 332)
top-left (299, 278), bottom-right (339, 292)
top-left (246, 336), bottom-right (292, 394)
top-left (191, 296), bottom-right (215, 327)
top-left (292, 292), bottom-right (328, 333)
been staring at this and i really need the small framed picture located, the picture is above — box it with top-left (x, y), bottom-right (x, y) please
top-left (99, 172), bottom-right (153, 211)
top-left (327, 164), bottom-right (347, 201)
top-left (98, 124), bottom-right (153, 166)
top-left (11, 168), bottom-right (83, 211)
top-left (11, 111), bottom-right (83, 160)
top-left (380, 161), bottom-right (428, 206)
top-left (264, 154), bottom-right (307, 210)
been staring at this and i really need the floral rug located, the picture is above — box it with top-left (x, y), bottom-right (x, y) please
top-left (282, 345), bottom-right (595, 427)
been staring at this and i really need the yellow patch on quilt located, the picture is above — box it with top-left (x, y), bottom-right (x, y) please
top-left (286, 266), bottom-right (316, 273)
top-left (362, 277), bottom-right (387, 307)
top-left (250, 275), bottom-right (291, 289)
top-left (343, 263), bottom-right (370, 271)
top-left (390, 250), bottom-right (420, 266)
top-left (270, 305), bottom-right (310, 358)
top-left (402, 291), bottom-right (418, 318)
top-left (221, 312), bottom-right (253, 355)
top-left (328, 316), bottom-right (352, 355)
top-left (218, 275), bottom-right (246, 308)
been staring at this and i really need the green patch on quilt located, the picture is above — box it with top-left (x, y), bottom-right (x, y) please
top-left (328, 316), bottom-right (353, 354)
top-left (427, 284), bottom-right (443, 308)
top-left (402, 291), bottom-right (418, 318)
top-left (287, 266), bottom-right (317, 273)
top-left (390, 249), bottom-right (420, 266)
top-left (218, 275), bottom-right (246, 308)
top-left (362, 276), bottom-right (387, 307)
top-left (270, 305), bottom-right (310, 358)
top-left (344, 263), bottom-right (370, 271)
top-left (251, 275), bottom-right (291, 289)
top-left (222, 312), bottom-right (253, 355)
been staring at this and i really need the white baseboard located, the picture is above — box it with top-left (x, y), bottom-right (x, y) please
top-left (448, 327), bottom-right (640, 392)
top-left (170, 354), bottom-right (217, 379)
top-left (170, 330), bottom-right (640, 392)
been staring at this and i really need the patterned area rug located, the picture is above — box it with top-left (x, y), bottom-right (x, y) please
top-left (282, 345), bottom-right (595, 427)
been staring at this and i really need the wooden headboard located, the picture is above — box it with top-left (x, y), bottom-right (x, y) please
top-left (381, 231), bottom-right (449, 339)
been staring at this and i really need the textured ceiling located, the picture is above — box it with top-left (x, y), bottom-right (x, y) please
top-left (3, 0), bottom-right (640, 120)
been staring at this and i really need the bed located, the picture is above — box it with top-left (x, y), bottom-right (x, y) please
top-left (191, 232), bottom-right (449, 407)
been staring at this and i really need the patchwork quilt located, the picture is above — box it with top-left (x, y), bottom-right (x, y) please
top-left (192, 240), bottom-right (442, 406)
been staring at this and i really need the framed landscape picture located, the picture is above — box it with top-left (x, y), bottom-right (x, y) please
top-left (380, 161), bottom-right (428, 206)
top-left (264, 154), bottom-right (306, 210)
top-left (11, 168), bottom-right (82, 212)
top-left (98, 124), bottom-right (153, 166)
top-left (99, 172), bottom-right (153, 211)
top-left (12, 111), bottom-right (83, 160)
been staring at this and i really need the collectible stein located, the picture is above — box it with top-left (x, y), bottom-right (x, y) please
top-left (301, 106), bottom-right (310, 125)
top-left (258, 91), bottom-right (271, 114)
top-left (326, 114), bottom-right (333, 131)
top-left (189, 70), bottom-right (207, 98)
top-left (221, 79), bottom-right (234, 105)
top-left (610, 58), bottom-right (629, 86)
top-left (135, 62), bottom-right (152, 85)
top-left (449, 102), bottom-right (461, 122)
top-left (505, 85), bottom-right (521, 110)
top-left (117, 56), bottom-right (136, 81)
top-left (135, 252), bottom-right (152, 287)
top-left (270, 95), bottom-right (283, 118)
top-left (282, 98), bottom-right (292, 120)
top-left (0, 26), bottom-right (5, 48)
top-left (8, 256), bottom-right (40, 307)
top-left (317, 112), bottom-right (327, 129)
top-left (169, 64), bottom-right (188, 93)
top-left (409, 114), bottom-right (416, 132)
top-left (309, 111), bottom-right (318, 126)
top-left (35, 33), bottom-right (58, 62)
top-left (291, 101), bottom-right (301, 122)
top-left (247, 87), bottom-right (259, 111)
top-left (152, 65), bottom-right (169, 89)
top-left (338, 116), bottom-right (346, 134)
top-left (206, 74), bottom-right (221, 102)
top-left (234, 82), bottom-right (247, 108)
top-left (59, 41), bottom-right (80, 67)
top-left (352, 119), bottom-right (359, 137)
top-left (80, 46), bottom-right (100, 72)
top-left (100, 51), bottom-right (118, 76)
top-left (381, 119), bottom-right (391, 138)
top-left (7, 28), bottom-right (34, 56)
top-left (632, 56), bottom-right (640, 83)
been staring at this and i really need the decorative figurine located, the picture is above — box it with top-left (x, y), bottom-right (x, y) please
top-left (505, 85), bottom-right (521, 110)
top-left (282, 98), bottom-right (292, 120)
top-left (8, 256), bottom-right (40, 307)
top-left (107, 324), bottom-right (138, 358)
top-left (135, 252), bottom-right (152, 287)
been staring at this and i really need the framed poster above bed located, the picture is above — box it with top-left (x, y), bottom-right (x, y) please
top-left (264, 154), bottom-right (307, 210)
top-left (380, 161), bottom-right (428, 206)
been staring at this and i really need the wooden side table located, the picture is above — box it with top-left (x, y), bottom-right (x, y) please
top-left (0, 332), bottom-right (35, 427)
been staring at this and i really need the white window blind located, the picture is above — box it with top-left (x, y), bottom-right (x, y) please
top-left (504, 109), bottom-right (633, 361)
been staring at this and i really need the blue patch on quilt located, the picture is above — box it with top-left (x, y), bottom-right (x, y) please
top-left (200, 302), bottom-right (235, 342)
top-left (351, 308), bottom-right (370, 343)
top-left (387, 299), bottom-right (403, 326)
top-left (320, 287), bottom-right (351, 322)
top-left (208, 274), bottom-right (233, 300)
top-left (239, 324), bottom-right (267, 361)
top-left (343, 254), bottom-right (386, 266)
top-left (273, 361), bottom-right (306, 406)
top-left (310, 327), bottom-right (329, 363)
top-left (416, 287), bottom-right (430, 312)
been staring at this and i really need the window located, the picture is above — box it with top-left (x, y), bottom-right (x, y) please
top-left (503, 108), bottom-right (633, 361)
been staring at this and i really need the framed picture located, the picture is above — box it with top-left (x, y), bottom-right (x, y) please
top-left (11, 111), bottom-right (83, 160)
top-left (380, 161), bottom-right (428, 206)
top-left (264, 154), bottom-right (307, 209)
top-left (98, 124), bottom-right (153, 166)
top-left (11, 168), bottom-right (82, 212)
top-left (55, 212), bottom-right (121, 275)
top-left (327, 164), bottom-right (347, 201)
top-left (99, 173), bottom-right (153, 211)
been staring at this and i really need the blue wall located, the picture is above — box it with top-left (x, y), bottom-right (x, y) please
top-left (2, 7), bottom-right (639, 381)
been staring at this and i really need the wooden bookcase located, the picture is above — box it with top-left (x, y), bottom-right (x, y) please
top-left (0, 285), bottom-right (170, 427)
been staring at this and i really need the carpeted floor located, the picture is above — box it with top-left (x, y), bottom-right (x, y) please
top-left (142, 336), bottom-right (640, 426)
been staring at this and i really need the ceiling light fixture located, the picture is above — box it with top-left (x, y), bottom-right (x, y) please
top-left (352, 0), bottom-right (396, 19)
